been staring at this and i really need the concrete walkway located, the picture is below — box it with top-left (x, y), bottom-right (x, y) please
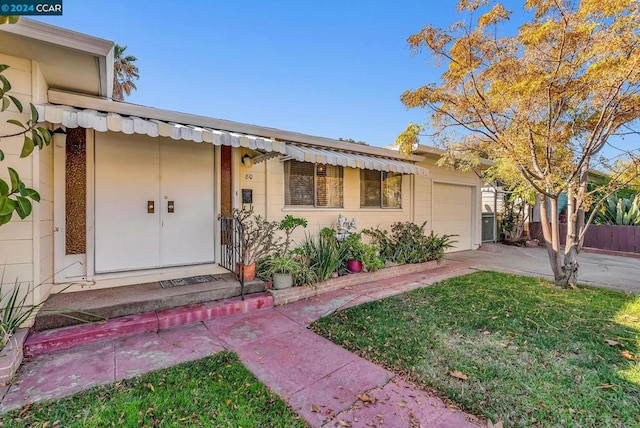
top-left (0, 262), bottom-right (481, 427)
top-left (449, 243), bottom-right (640, 294)
top-left (2, 243), bottom-right (637, 425)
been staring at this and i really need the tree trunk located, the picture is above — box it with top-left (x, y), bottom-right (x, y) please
top-left (560, 161), bottom-right (590, 289)
top-left (539, 195), bottom-right (564, 283)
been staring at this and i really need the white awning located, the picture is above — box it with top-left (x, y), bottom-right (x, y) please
top-left (284, 144), bottom-right (428, 176)
top-left (36, 104), bottom-right (287, 154)
top-left (37, 103), bottom-right (427, 175)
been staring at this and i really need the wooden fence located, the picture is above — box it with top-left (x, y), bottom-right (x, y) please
top-left (528, 222), bottom-right (640, 254)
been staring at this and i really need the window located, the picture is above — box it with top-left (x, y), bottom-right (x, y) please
top-left (360, 170), bottom-right (402, 208)
top-left (285, 161), bottom-right (343, 207)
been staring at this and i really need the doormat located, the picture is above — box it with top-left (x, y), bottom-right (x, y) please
top-left (160, 275), bottom-right (219, 289)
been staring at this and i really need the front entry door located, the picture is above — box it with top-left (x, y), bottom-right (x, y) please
top-left (95, 134), bottom-right (214, 273)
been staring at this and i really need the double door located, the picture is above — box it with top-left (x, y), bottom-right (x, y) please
top-left (95, 135), bottom-right (215, 273)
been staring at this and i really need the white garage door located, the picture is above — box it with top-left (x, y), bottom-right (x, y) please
top-left (432, 183), bottom-right (474, 251)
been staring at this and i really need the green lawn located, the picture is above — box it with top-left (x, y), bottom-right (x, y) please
top-left (2, 351), bottom-right (306, 427)
top-left (312, 271), bottom-right (640, 427)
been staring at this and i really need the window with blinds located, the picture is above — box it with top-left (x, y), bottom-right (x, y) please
top-left (360, 170), bottom-right (402, 208)
top-left (285, 161), bottom-right (343, 207)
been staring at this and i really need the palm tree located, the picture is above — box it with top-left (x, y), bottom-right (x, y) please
top-left (112, 44), bottom-right (139, 101)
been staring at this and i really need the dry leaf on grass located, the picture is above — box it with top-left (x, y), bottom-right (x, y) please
top-left (449, 370), bottom-right (468, 380)
top-left (605, 339), bottom-right (620, 347)
top-left (621, 350), bottom-right (637, 361)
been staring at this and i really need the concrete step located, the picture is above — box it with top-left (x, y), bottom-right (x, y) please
top-left (25, 292), bottom-right (273, 357)
top-left (34, 278), bottom-right (265, 331)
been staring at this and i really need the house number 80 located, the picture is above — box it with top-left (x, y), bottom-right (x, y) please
top-left (245, 174), bottom-right (253, 180)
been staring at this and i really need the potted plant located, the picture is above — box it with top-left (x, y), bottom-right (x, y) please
top-left (232, 208), bottom-right (282, 281)
top-left (343, 233), bottom-right (366, 273)
top-left (266, 253), bottom-right (300, 289)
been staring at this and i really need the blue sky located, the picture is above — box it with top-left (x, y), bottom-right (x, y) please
top-left (32, 0), bottom-right (464, 148)
top-left (32, 1), bottom-right (636, 160)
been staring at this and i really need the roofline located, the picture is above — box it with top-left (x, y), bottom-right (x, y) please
top-left (1, 18), bottom-right (114, 98)
top-left (413, 144), bottom-right (495, 167)
top-left (48, 89), bottom-right (425, 162)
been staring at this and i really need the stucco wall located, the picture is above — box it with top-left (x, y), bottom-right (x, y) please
top-left (239, 153), bottom-right (414, 245)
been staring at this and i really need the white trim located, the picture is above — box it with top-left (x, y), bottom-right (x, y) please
top-left (52, 133), bottom-right (66, 283)
top-left (0, 18), bottom-right (113, 56)
top-left (1, 19), bottom-right (113, 98)
top-left (86, 129), bottom-right (96, 280)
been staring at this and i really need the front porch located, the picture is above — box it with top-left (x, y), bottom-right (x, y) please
top-left (34, 274), bottom-right (266, 332)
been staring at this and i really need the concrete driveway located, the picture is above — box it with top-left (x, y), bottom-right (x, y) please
top-left (446, 243), bottom-right (640, 294)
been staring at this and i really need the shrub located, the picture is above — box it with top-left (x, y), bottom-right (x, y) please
top-left (364, 221), bottom-right (456, 263)
top-left (341, 233), bottom-right (384, 272)
top-left (295, 229), bottom-right (345, 282)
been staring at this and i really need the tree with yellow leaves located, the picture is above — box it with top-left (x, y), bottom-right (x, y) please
top-left (398, 0), bottom-right (640, 288)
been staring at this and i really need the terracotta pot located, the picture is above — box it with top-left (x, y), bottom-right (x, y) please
top-left (347, 260), bottom-right (363, 273)
top-left (236, 262), bottom-right (256, 282)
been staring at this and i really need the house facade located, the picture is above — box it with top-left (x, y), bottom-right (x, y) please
top-left (0, 20), bottom-right (483, 308)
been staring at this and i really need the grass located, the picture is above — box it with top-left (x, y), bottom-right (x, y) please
top-left (2, 351), bottom-right (306, 427)
top-left (311, 271), bottom-right (640, 427)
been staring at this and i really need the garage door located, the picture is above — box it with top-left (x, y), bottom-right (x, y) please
top-left (432, 183), bottom-right (474, 251)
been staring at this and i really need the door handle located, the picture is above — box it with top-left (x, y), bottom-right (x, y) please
top-left (147, 201), bottom-right (155, 213)
top-left (168, 201), bottom-right (175, 213)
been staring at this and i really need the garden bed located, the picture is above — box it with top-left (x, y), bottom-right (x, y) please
top-left (269, 260), bottom-right (441, 305)
top-left (0, 328), bottom-right (28, 387)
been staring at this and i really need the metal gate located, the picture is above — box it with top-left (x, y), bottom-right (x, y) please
top-left (219, 216), bottom-right (246, 298)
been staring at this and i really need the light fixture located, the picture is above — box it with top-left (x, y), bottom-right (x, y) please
top-left (241, 154), bottom-right (253, 167)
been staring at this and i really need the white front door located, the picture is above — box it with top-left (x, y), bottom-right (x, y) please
top-left (160, 140), bottom-right (215, 266)
top-left (94, 134), bottom-right (214, 273)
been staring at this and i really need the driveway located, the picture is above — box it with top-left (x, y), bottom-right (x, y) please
top-left (446, 243), bottom-right (640, 294)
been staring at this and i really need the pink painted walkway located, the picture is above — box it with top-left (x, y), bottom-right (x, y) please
top-left (0, 261), bottom-right (483, 427)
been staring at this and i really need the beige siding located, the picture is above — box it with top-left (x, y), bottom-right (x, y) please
top-left (0, 54), bottom-right (35, 304)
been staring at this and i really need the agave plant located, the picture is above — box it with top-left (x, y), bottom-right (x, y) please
top-left (594, 194), bottom-right (640, 226)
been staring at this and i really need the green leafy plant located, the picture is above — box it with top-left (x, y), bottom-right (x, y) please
top-left (263, 252), bottom-right (315, 287)
top-left (593, 194), bottom-right (640, 226)
top-left (365, 221), bottom-right (456, 263)
top-left (295, 228), bottom-right (345, 282)
top-left (1, 279), bottom-right (41, 350)
top-left (341, 233), bottom-right (384, 272)
top-left (0, 64), bottom-right (52, 226)
top-left (278, 215), bottom-right (307, 253)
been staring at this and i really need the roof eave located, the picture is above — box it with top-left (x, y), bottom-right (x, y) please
top-left (1, 18), bottom-right (114, 98)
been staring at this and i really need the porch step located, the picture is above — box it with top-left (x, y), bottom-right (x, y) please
top-left (34, 275), bottom-right (265, 332)
top-left (25, 292), bottom-right (273, 357)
